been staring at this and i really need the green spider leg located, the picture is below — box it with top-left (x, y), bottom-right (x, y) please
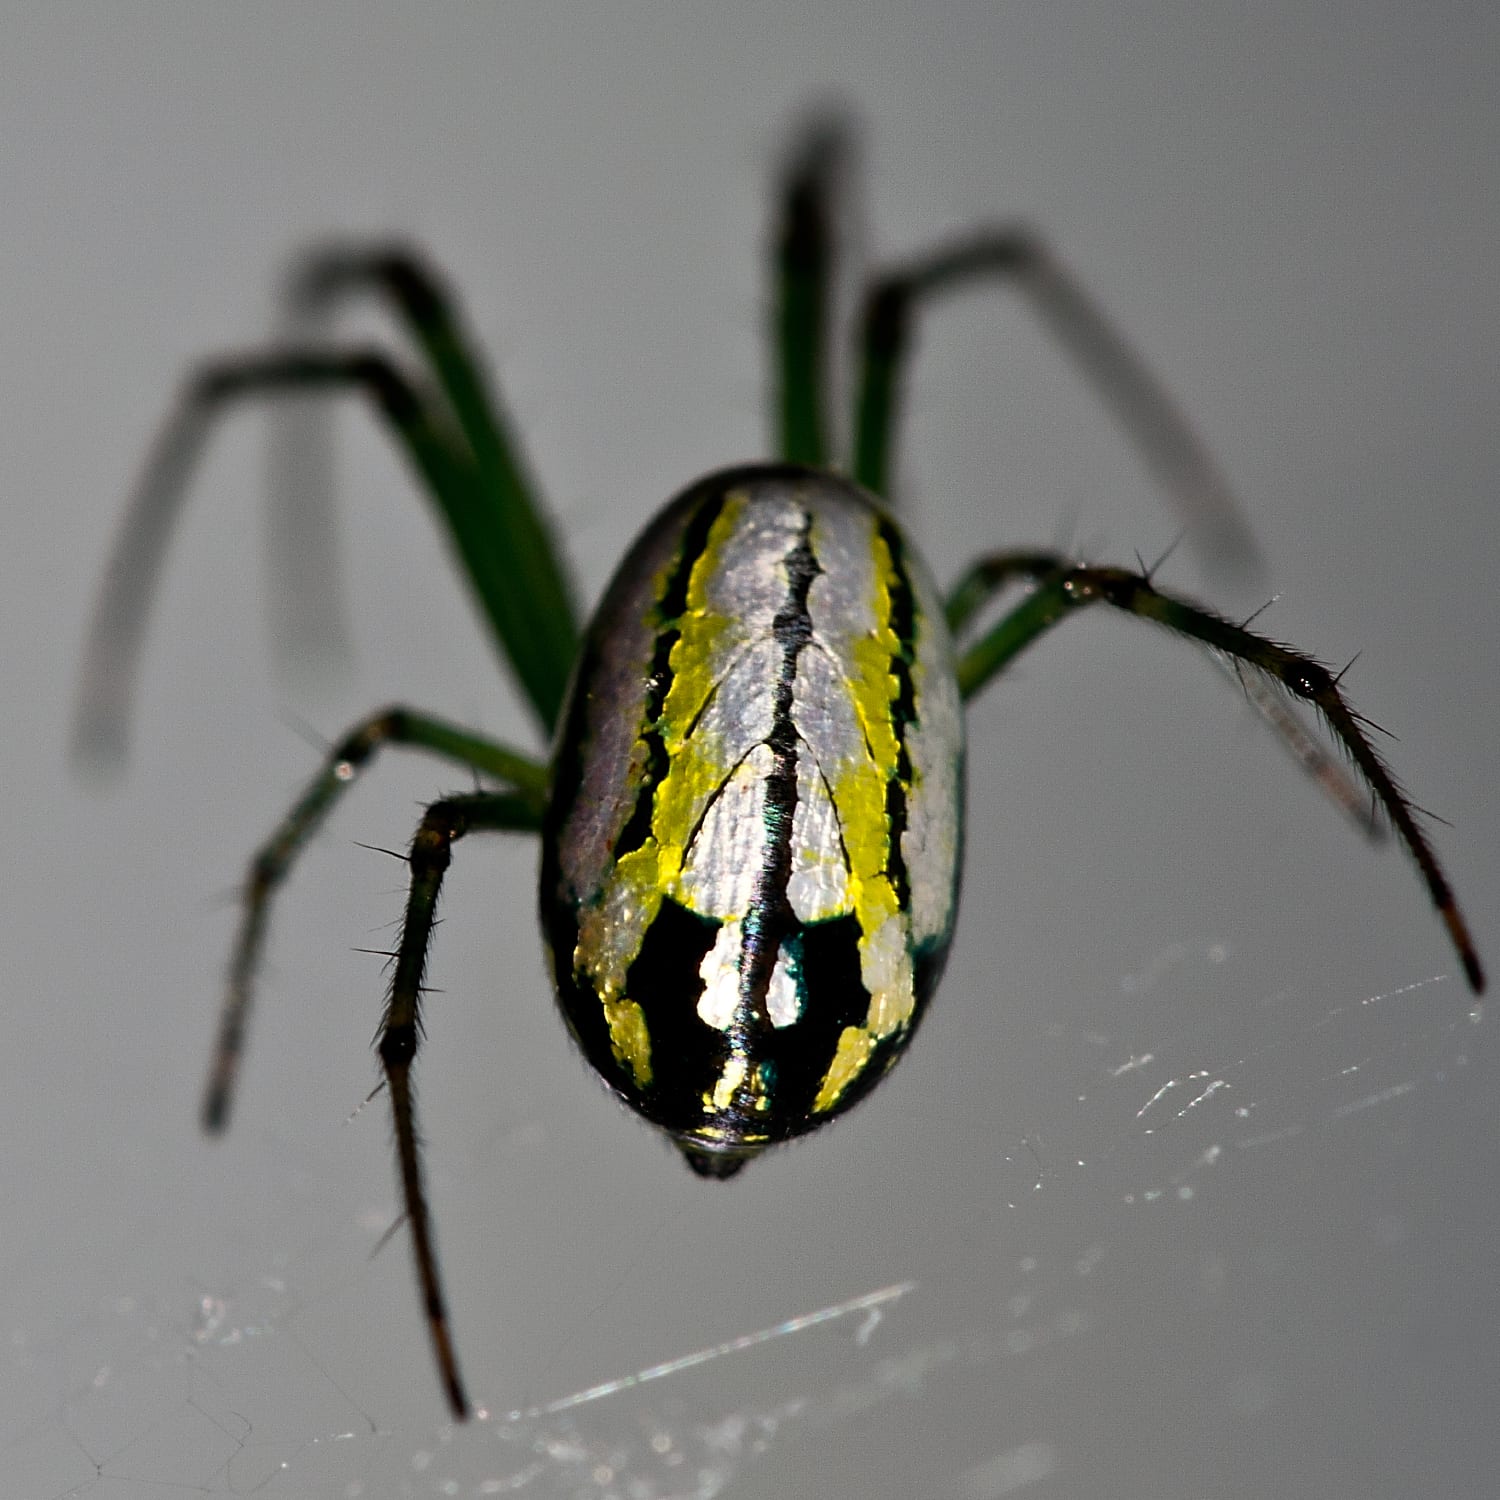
top-left (769, 117), bottom-right (1259, 580)
top-left (74, 352), bottom-right (456, 769)
top-left (71, 264), bottom-right (575, 1422)
top-left (201, 708), bottom-right (547, 1134)
top-left (773, 118), bottom-right (845, 468)
top-left (946, 550), bottom-right (1485, 993)
top-left (849, 231), bottom-right (1259, 572)
top-left (282, 245), bottom-right (579, 728)
top-left (74, 300), bottom-right (575, 775)
top-left (374, 790), bottom-right (543, 1421)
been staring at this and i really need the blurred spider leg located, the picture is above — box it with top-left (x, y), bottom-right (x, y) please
top-left (263, 269), bottom-right (349, 677)
top-left (73, 350), bottom-right (480, 772)
top-left (286, 246), bottom-right (578, 718)
top-left (379, 790), bottom-right (541, 1421)
top-left (202, 709), bottom-right (547, 1132)
top-left (774, 115), bottom-right (851, 468)
top-left (951, 552), bottom-right (1484, 992)
top-left (852, 230), bottom-right (1258, 570)
top-left (1210, 650), bottom-right (1383, 840)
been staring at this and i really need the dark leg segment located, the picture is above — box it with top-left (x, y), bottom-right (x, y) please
top-left (1209, 652), bottom-right (1383, 841)
top-left (950, 552), bottom-right (1484, 992)
top-left (852, 230), bottom-right (1258, 572)
top-left (948, 553), bottom-right (1381, 841)
top-left (774, 119), bottom-right (846, 468)
top-left (287, 247), bottom-right (578, 728)
top-left (377, 790), bottom-right (540, 1420)
top-left (202, 707), bottom-right (546, 1133)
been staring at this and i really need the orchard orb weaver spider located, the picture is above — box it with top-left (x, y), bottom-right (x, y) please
top-left (75, 119), bottom-right (1484, 1420)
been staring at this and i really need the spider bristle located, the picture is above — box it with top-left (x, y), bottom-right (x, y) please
top-left (1144, 529), bottom-right (1186, 581)
top-left (1351, 711), bottom-right (1398, 741)
top-left (1406, 800), bottom-right (1455, 831)
top-left (1238, 594), bottom-right (1280, 630)
top-left (277, 706), bottom-right (335, 756)
top-left (369, 1212), bottom-right (408, 1261)
top-left (353, 840), bottom-right (407, 862)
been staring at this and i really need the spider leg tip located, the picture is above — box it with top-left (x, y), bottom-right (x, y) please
top-left (1462, 951), bottom-right (1486, 994)
top-left (1444, 910), bottom-right (1487, 993)
top-left (201, 1088), bottom-right (231, 1133)
top-left (438, 1349), bottom-right (470, 1421)
top-left (69, 724), bottom-right (128, 787)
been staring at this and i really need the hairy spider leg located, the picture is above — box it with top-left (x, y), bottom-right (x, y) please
top-left (69, 261), bottom-right (574, 1426)
top-left (377, 790), bottom-right (543, 1422)
top-left (949, 550), bottom-right (1382, 838)
top-left (946, 551), bottom-right (1485, 993)
top-left (1208, 650), bottom-right (1385, 840)
top-left (201, 708), bottom-right (547, 1133)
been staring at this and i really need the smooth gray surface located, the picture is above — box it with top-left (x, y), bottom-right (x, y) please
top-left (3, 5), bottom-right (1496, 1497)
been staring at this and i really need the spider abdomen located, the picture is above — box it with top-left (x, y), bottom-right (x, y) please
top-left (541, 464), bottom-right (965, 1175)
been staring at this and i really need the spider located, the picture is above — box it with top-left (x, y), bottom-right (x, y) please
top-left (75, 118), bottom-right (1484, 1420)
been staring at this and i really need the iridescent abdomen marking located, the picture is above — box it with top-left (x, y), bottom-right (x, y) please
top-left (541, 465), bottom-right (964, 1175)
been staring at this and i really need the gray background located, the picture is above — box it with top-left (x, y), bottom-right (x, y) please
top-left (3, 4), bottom-right (1497, 1497)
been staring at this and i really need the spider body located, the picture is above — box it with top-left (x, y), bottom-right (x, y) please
top-left (75, 117), bottom-right (1483, 1419)
top-left (542, 464), bottom-right (963, 1177)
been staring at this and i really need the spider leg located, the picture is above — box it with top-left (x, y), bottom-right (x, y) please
top-left (946, 552), bottom-right (1382, 842)
top-left (851, 231), bottom-right (1258, 573)
top-left (285, 245), bottom-right (579, 720)
top-left (73, 350), bottom-right (548, 774)
top-left (202, 707), bottom-right (547, 1133)
top-left (773, 116), bottom-right (849, 468)
top-left (950, 551), bottom-right (1484, 993)
top-left (1207, 650), bottom-right (1384, 842)
top-left (262, 297), bottom-right (352, 681)
top-left (945, 548), bottom-right (1069, 635)
top-left (378, 789), bottom-right (540, 1421)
